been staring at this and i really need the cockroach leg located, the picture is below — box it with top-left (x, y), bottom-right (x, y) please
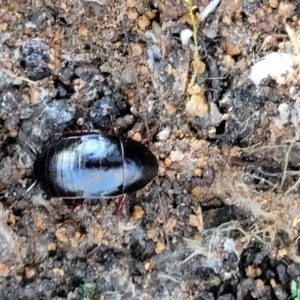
top-left (114, 194), bottom-right (127, 215)
top-left (62, 198), bottom-right (85, 211)
top-left (141, 125), bottom-right (158, 144)
top-left (61, 130), bottom-right (102, 138)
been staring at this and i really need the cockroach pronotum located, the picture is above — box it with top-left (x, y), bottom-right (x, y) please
top-left (33, 133), bottom-right (158, 211)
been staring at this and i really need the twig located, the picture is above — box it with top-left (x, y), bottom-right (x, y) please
top-left (121, 19), bottom-right (150, 142)
top-left (0, 67), bottom-right (38, 86)
top-left (285, 176), bottom-right (300, 195)
top-left (280, 140), bottom-right (294, 190)
top-left (156, 181), bottom-right (170, 252)
top-left (244, 173), bottom-right (277, 188)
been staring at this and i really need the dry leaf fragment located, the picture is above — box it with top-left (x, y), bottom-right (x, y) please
top-left (192, 56), bottom-right (206, 75)
top-left (165, 218), bottom-right (177, 232)
top-left (186, 92), bottom-right (209, 117)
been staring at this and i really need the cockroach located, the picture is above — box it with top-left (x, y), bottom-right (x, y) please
top-left (33, 133), bottom-right (158, 211)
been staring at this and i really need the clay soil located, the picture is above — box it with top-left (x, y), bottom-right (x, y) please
top-left (1, 0), bottom-right (300, 299)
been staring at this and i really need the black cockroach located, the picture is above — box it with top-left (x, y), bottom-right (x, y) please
top-left (33, 133), bottom-right (158, 210)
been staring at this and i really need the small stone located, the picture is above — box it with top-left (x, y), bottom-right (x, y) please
top-left (53, 268), bottom-right (64, 276)
top-left (287, 263), bottom-right (300, 277)
top-left (35, 215), bottom-right (45, 229)
top-left (189, 214), bottom-right (201, 227)
top-left (144, 262), bottom-right (151, 271)
top-left (158, 160), bottom-right (166, 177)
top-left (131, 43), bottom-right (144, 56)
top-left (0, 263), bottom-right (9, 277)
top-left (7, 213), bottom-right (16, 224)
top-left (225, 40), bottom-right (241, 56)
top-left (147, 225), bottom-right (159, 241)
top-left (93, 228), bottom-right (104, 244)
top-left (142, 293), bottom-right (151, 300)
top-left (8, 129), bottom-right (18, 137)
top-left (127, 8), bottom-right (139, 20)
top-left (30, 88), bottom-right (43, 104)
top-left (191, 186), bottom-right (201, 197)
top-left (0, 23), bottom-right (8, 31)
top-left (131, 205), bottom-right (144, 220)
top-left (25, 266), bottom-right (35, 279)
top-left (115, 41), bottom-right (122, 48)
top-left (278, 248), bottom-right (287, 258)
top-left (138, 14), bottom-right (150, 30)
top-left (121, 66), bottom-right (135, 83)
top-left (225, 55), bottom-right (235, 67)
top-left (170, 150), bottom-right (185, 162)
top-left (255, 268), bottom-right (262, 276)
top-left (194, 169), bottom-right (203, 177)
top-left (222, 15), bottom-right (231, 25)
top-left (74, 231), bottom-right (81, 238)
top-left (165, 157), bottom-right (172, 167)
top-left (245, 265), bottom-right (256, 278)
top-left (155, 241), bottom-right (166, 254)
top-left (157, 127), bottom-right (170, 140)
top-left (164, 103), bottom-right (176, 115)
top-left (269, 0), bottom-right (278, 8)
top-left (278, 2), bottom-right (295, 18)
top-left (55, 227), bottom-right (69, 244)
top-left (78, 26), bottom-right (89, 36)
top-left (127, 0), bottom-right (136, 8)
top-left (48, 243), bottom-right (56, 251)
top-left (132, 132), bottom-right (142, 142)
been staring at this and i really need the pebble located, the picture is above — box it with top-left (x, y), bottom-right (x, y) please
top-left (0, 263), bottom-right (9, 277)
top-left (278, 2), bottom-right (295, 18)
top-left (157, 127), bottom-right (170, 141)
top-left (25, 266), bottom-right (36, 279)
top-left (269, 0), bottom-right (278, 9)
top-left (93, 228), bottom-right (104, 244)
top-left (131, 43), bottom-right (144, 56)
top-left (131, 205), bottom-right (144, 220)
top-left (155, 241), bottom-right (166, 254)
top-left (170, 150), bottom-right (185, 162)
top-left (55, 227), bottom-right (70, 244)
top-left (138, 14), bottom-right (150, 30)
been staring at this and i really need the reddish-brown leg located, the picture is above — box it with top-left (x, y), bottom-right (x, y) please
top-left (62, 198), bottom-right (85, 211)
top-left (114, 194), bottom-right (127, 215)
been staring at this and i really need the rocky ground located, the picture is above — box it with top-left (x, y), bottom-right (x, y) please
top-left (1, 0), bottom-right (300, 299)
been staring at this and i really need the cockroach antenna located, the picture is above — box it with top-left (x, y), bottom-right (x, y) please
top-left (25, 180), bottom-right (37, 194)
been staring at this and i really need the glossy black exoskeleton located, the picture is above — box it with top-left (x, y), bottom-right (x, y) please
top-left (33, 133), bottom-right (158, 200)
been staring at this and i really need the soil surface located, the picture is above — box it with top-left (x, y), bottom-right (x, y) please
top-left (1, 0), bottom-right (300, 299)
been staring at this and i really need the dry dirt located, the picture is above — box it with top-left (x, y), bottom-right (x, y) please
top-left (1, 0), bottom-right (300, 299)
